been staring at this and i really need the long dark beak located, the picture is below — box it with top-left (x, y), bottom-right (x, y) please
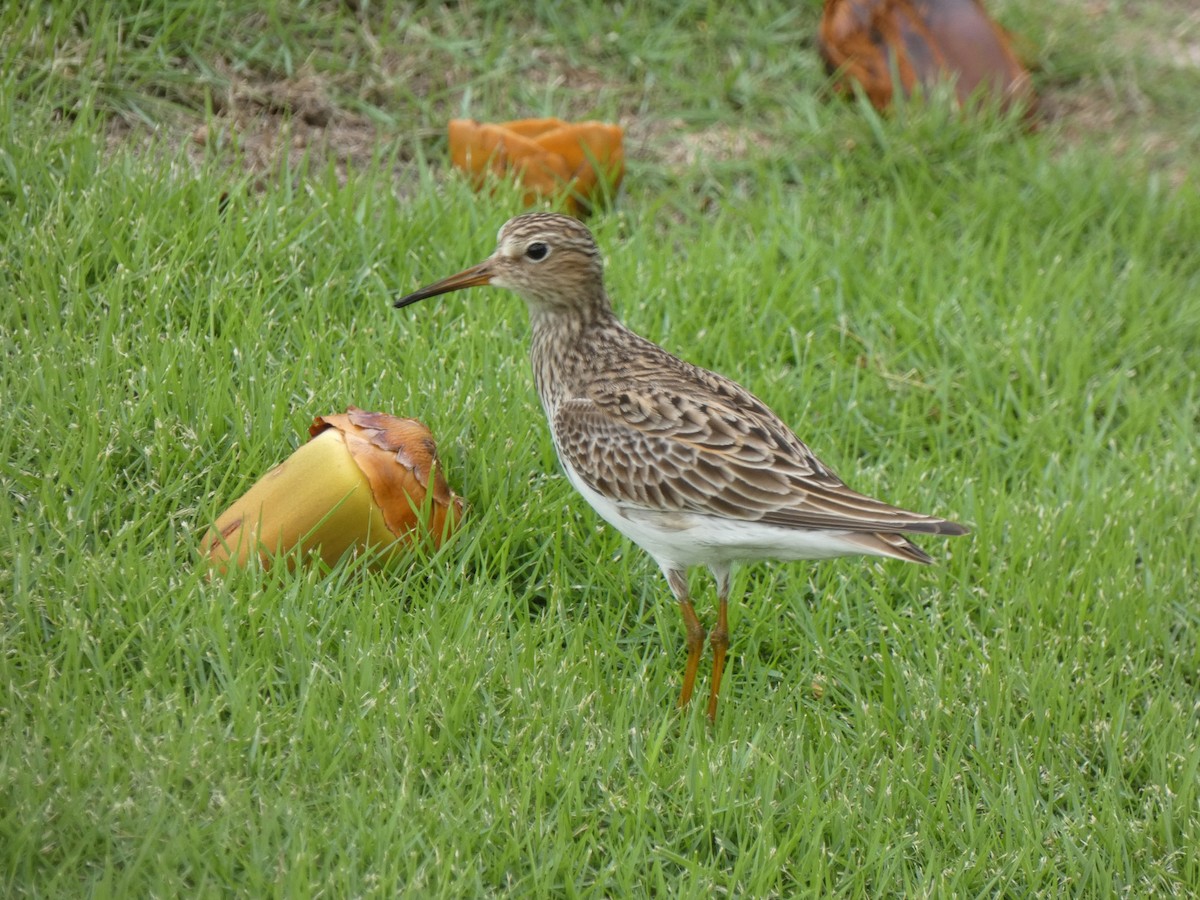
top-left (393, 261), bottom-right (494, 309)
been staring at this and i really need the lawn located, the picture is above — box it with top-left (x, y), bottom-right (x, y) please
top-left (2, 1), bottom-right (1199, 896)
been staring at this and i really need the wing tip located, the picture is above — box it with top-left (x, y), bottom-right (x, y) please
top-left (902, 518), bottom-right (971, 537)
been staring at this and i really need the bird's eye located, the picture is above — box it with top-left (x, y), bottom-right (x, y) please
top-left (525, 242), bottom-right (549, 261)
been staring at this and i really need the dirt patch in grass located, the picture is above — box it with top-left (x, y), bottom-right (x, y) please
top-left (107, 61), bottom-right (384, 185)
top-left (1033, 0), bottom-right (1199, 185)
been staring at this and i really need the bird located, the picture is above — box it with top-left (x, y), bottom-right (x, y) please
top-left (393, 212), bottom-right (969, 722)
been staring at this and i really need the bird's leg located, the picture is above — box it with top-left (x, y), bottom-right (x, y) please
top-left (706, 567), bottom-right (732, 723)
top-left (667, 568), bottom-right (705, 709)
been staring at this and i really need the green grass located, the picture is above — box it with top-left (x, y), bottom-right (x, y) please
top-left (3, 1), bottom-right (1199, 896)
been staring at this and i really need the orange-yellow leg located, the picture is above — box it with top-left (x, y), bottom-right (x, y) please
top-left (706, 569), bottom-right (731, 723)
top-left (668, 568), bottom-right (705, 709)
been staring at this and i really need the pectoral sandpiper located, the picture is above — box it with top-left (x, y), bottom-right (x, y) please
top-left (394, 212), bottom-right (968, 721)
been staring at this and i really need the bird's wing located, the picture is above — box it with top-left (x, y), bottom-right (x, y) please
top-left (551, 374), bottom-right (961, 535)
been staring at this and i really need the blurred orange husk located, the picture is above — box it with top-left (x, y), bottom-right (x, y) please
top-left (818, 0), bottom-right (1037, 119)
top-left (449, 117), bottom-right (625, 217)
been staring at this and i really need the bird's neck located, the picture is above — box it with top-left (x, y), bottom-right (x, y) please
top-left (528, 300), bottom-right (622, 415)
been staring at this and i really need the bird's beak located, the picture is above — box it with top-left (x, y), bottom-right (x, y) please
top-left (393, 260), bottom-right (494, 309)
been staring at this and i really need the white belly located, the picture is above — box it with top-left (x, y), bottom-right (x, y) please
top-left (560, 459), bottom-right (878, 572)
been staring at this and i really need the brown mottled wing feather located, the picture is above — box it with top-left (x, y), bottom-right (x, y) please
top-left (552, 366), bottom-right (964, 536)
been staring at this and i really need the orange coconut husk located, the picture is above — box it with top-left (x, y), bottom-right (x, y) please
top-left (449, 117), bottom-right (625, 216)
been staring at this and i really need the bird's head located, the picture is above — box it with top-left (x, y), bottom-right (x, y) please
top-left (394, 212), bottom-right (609, 320)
